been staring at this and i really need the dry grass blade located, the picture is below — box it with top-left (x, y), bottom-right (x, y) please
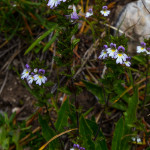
top-left (113, 76), bottom-right (150, 104)
top-left (1, 45), bottom-right (22, 71)
top-left (73, 39), bottom-right (99, 79)
top-left (99, 21), bottom-right (135, 40)
top-left (39, 128), bottom-right (78, 150)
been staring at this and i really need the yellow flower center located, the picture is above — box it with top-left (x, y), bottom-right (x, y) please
top-left (104, 11), bottom-right (106, 13)
top-left (26, 71), bottom-right (28, 74)
top-left (118, 53), bottom-right (122, 56)
top-left (141, 47), bottom-right (144, 50)
top-left (39, 75), bottom-right (43, 79)
top-left (111, 49), bottom-right (115, 52)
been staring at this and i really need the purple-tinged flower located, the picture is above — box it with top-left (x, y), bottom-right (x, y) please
top-left (31, 72), bottom-right (35, 75)
top-left (25, 64), bottom-right (30, 69)
top-left (79, 147), bottom-right (85, 150)
top-left (34, 74), bottom-right (47, 86)
top-left (98, 45), bottom-right (108, 59)
top-left (73, 144), bottom-right (77, 148)
top-left (146, 47), bottom-right (150, 55)
top-left (21, 64), bottom-right (31, 80)
top-left (102, 6), bottom-right (108, 10)
top-left (71, 5), bottom-right (79, 20)
top-left (47, 0), bottom-right (66, 8)
top-left (76, 144), bottom-right (80, 149)
top-left (124, 56), bottom-right (131, 67)
top-left (85, 8), bottom-right (93, 18)
top-left (107, 43), bottom-right (117, 58)
top-left (38, 69), bottom-right (45, 74)
top-left (115, 46), bottom-right (128, 64)
top-left (100, 6), bottom-right (110, 16)
top-left (137, 42), bottom-right (147, 53)
top-left (27, 74), bottom-right (34, 84)
top-left (117, 46), bottom-right (125, 52)
top-left (21, 69), bottom-right (30, 80)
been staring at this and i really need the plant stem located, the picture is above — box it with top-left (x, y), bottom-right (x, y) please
top-left (45, 104), bottom-right (64, 150)
top-left (93, 110), bottom-right (104, 141)
top-left (143, 55), bottom-right (149, 109)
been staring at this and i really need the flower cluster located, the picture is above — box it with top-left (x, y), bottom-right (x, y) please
top-left (137, 42), bottom-right (150, 55)
top-left (46, 0), bottom-right (66, 8)
top-left (100, 6), bottom-right (110, 16)
top-left (21, 64), bottom-right (47, 86)
top-left (70, 144), bottom-right (85, 150)
top-left (98, 43), bottom-right (131, 67)
top-left (85, 6), bottom-right (110, 18)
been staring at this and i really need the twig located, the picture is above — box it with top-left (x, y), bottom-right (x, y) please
top-left (142, 0), bottom-right (150, 14)
top-left (0, 71), bottom-right (9, 95)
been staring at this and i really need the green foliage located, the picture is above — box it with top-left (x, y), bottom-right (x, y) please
top-left (111, 117), bottom-right (124, 150)
top-left (55, 99), bottom-right (70, 132)
top-left (39, 114), bottom-right (59, 149)
top-left (1, 0), bottom-right (150, 149)
top-left (25, 23), bottom-right (58, 55)
top-left (83, 80), bottom-right (104, 104)
top-left (0, 113), bottom-right (22, 150)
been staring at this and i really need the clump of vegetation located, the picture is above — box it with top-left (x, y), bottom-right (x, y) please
top-left (0, 0), bottom-right (150, 150)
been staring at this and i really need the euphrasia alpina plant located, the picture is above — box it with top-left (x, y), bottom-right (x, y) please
top-left (2, 0), bottom-right (148, 149)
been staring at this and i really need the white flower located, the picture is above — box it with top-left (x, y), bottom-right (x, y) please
top-left (107, 43), bottom-right (117, 58)
top-left (98, 45), bottom-right (108, 59)
top-left (86, 12), bottom-right (93, 18)
top-left (124, 61), bottom-right (131, 67)
top-left (70, 149), bottom-right (75, 150)
top-left (115, 46), bottom-right (128, 64)
top-left (131, 137), bottom-right (142, 143)
top-left (21, 69), bottom-right (30, 79)
top-left (98, 50), bottom-right (108, 59)
top-left (146, 48), bottom-right (150, 55)
top-left (34, 68), bottom-right (38, 73)
top-left (100, 10), bottom-right (110, 16)
top-left (115, 53), bottom-right (128, 64)
top-left (146, 51), bottom-right (150, 55)
top-left (100, 6), bottom-right (110, 16)
top-left (137, 42), bottom-right (147, 53)
top-left (34, 74), bottom-right (47, 86)
top-left (85, 8), bottom-right (93, 18)
top-left (47, 0), bottom-right (62, 8)
top-left (27, 75), bottom-right (34, 84)
top-left (137, 46), bottom-right (147, 53)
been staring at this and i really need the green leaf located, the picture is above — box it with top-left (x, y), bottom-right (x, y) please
top-left (83, 80), bottom-right (104, 103)
top-left (121, 87), bottom-right (139, 150)
top-left (0, 126), bottom-right (9, 150)
top-left (55, 99), bottom-right (70, 131)
top-left (43, 30), bottom-right (59, 52)
top-left (79, 116), bottom-right (95, 150)
top-left (86, 120), bottom-right (108, 150)
top-left (39, 114), bottom-right (58, 149)
top-left (71, 38), bottom-right (80, 48)
top-left (24, 23), bottom-right (58, 55)
top-left (112, 117), bottom-right (124, 150)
